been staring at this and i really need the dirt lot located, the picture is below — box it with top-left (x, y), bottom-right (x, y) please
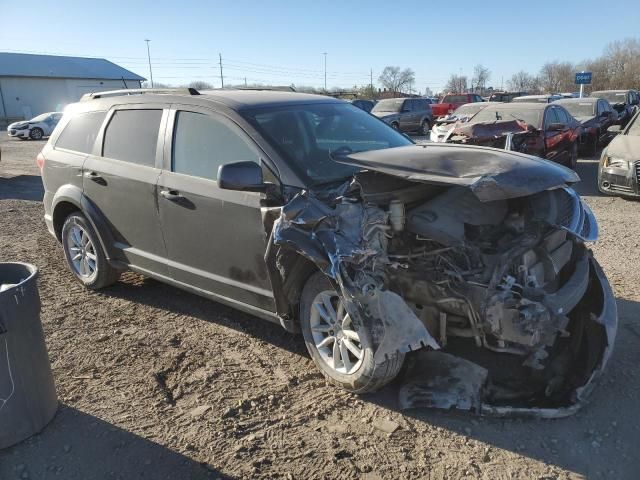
top-left (0, 132), bottom-right (639, 479)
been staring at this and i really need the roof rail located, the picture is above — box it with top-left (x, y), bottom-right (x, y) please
top-left (80, 87), bottom-right (200, 101)
top-left (229, 86), bottom-right (296, 92)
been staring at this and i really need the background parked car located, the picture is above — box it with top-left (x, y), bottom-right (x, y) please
top-left (370, 97), bottom-right (433, 135)
top-left (556, 97), bottom-right (617, 155)
top-left (447, 102), bottom-right (581, 168)
top-left (7, 112), bottom-right (63, 140)
top-left (598, 110), bottom-right (640, 197)
top-left (512, 94), bottom-right (563, 103)
top-left (430, 93), bottom-right (484, 117)
top-left (430, 102), bottom-right (494, 143)
top-left (590, 90), bottom-right (639, 127)
top-left (488, 91), bottom-right (528, 102)
top-left (350, 99), bottom-right (375, 113)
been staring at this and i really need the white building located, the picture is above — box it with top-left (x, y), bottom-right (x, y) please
top-left (0, 52), bottom-right (145, 125)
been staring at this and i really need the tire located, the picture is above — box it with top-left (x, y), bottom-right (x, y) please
top-left (391, 122), bottom-right (400, 131)
top-left (590, 132), bottom-right (599, 157)
top-left (29, 128), bottom-right (43, 140)
top-left (61, 212), bottom-right (120, 289)
top-left (299, 272), bottom-right (405, 393)
top-left (568, 142), bottom-right (578, 169)
top-left (420, 119), bottom-right (431, 136)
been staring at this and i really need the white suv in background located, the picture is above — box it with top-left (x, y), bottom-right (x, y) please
top-left (8, 112), bottom-right (63, 140)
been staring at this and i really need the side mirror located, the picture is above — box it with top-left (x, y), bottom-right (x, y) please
top-left (218, 161), bottom-right (265, 192)
top-left (607, 125), bottom-right (622, 135)
top-left (548, 122), bottom-right (566, 131)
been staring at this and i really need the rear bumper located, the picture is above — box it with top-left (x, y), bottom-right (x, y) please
top-left (598, 162), bottom-right (640, 197)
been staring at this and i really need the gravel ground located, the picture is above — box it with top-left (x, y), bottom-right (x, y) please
top-left (0, 133), bottom-right (639, 480)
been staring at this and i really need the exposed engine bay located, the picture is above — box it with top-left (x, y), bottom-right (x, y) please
top-left (267, 144), bottom-right (617, 417)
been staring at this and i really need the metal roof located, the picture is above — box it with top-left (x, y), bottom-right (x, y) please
top-left (0, 52), bottom-right (145, 81)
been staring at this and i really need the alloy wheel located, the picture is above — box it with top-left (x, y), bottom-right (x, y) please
top-left (66, 224), bottom-right (98, 279)
top-left (309, 290), bottom-right (364, 375)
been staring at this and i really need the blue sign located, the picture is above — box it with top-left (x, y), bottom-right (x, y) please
top-left (575, 72), bottom-right (592, 85)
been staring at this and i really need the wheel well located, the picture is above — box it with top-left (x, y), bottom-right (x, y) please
top-left (52, 201), bottom-right (80, 240)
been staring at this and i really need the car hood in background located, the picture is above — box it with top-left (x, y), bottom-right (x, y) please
top-left (605, 135), bottom-right (640, 161)
top-left (337, 144), bottom-right (579, 202)
top-left (8, 122), bottom-right (29, 129)
top-left (370, 111), bottom-right (398, 119)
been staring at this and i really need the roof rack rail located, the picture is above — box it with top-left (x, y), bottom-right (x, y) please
top-left (80, 87), bottom-right (200, 101)
top-left (229, 86), bottom-right (296, 92)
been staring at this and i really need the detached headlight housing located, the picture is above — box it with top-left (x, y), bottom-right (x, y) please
top-left (604, 156), bottom-right (631, 169)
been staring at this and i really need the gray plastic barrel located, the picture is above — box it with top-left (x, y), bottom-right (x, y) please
top-left (0, 263), bottom-right (57, 449)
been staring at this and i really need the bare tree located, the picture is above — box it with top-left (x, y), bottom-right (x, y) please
top-left (539, 61), bottom-right (574, 93)
top-left (507, 71), bottom-right (538, 92)
top-left (188, 81), bottom-right (214, 90)
top-left (471, 64), bottom-right (491, 94)
top-left (444, 74), bottom-right (468, 93)
top-left (378, 66), bottom-right (415, 96)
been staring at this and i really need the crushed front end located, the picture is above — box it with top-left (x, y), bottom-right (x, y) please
top-left (268, 145), bottom-right (617, 417)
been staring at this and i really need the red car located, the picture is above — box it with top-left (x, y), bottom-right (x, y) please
top-left (447, 102), bottom-right (582, 169)
top-left (431, 93), bottom-right (485, 117)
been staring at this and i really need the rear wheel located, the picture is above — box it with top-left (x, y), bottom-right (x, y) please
top-left (29, 128), bottom-right (43, 140)
top-left (420, 119), bottom-right (431, 136)
top-left (61, 212), bottom-right (120, 289)
top-left (568, 142), bottom-right (578, 169)
top-left (299, 272), bottom-right (404, 393)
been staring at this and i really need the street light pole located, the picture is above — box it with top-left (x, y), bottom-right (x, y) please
top-left (323, 52), bottom-right (327, 91)
top-left (144, 39), bottom-right (154, 88)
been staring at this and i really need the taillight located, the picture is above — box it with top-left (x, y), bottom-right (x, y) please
top-left (36, 151), bottom-right (45, 171)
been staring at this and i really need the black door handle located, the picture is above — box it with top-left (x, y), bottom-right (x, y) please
top-left (160, 189), bottom-right (183, 201)
top-left (85, 171), bottom-right (106, 185)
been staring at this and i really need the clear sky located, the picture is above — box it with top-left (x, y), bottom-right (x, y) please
top-left (1, 0), bottom-right (639, 93)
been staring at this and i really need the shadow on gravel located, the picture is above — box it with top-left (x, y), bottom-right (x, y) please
top-left (0, 404), bottom-right (232, 479)
top-left (101, 274), bottom-right (308, 358)
top-left (0, 174), bottom-right (44, 201)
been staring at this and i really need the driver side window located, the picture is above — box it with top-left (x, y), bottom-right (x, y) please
top-left (544, 108), bottom-right (559, 129)
top-left (172, 111), bottom-right (259, 181)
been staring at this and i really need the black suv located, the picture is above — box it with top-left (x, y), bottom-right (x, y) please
top-left (590, 89), bottom-right (640, 127)
top-left (40, 88), bottom-right (616, 413)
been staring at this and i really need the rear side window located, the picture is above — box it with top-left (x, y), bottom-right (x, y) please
top-left (172, 111), bottom-right (258, 180)
top-left (55, 111), bottom-right (106, 154)
top-left (103, 109), bottom-right (163, 166)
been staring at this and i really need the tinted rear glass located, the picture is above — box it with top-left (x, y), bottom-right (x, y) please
top-left (443, 95), bottom-right (468, 103)
top-left (55, 111), bottom-right (107, 154)
top-left (103, 110), bottom-right (162, 166)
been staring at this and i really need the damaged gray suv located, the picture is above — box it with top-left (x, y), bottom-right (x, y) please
top-left (40, 88), bottom-right (617, 416)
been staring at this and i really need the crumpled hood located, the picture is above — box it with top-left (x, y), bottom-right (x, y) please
top-left (8, 121), bottom-right (29, 130)
top-left (605, 135), bottom-right (640, 161)
top-left (337, 144), bottom-right (579, 202)
top-left (574, 115), bottom-right (596, 125)
top-left (451, 119), bottom-right (533, 140)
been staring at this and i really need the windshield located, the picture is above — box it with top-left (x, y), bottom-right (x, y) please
top-left (470, 106), bottom-right (543, 128)
top-left (371, 98), bottom-right (404, 113)
top-left (443, 95), bottom-right (469, 104)
top-left (561, 102), bottom-right (596, 117)
top-left (592, 91), bottom-right (626, 104)
top-left (241, 103), bottom-right (413, 185)
top-left (30, 113), bottom-right (51, 122)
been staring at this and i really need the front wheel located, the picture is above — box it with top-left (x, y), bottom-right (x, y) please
top-left (299, 272), bottom-right (404, 393)
top-left (391, 122), bottom-right (400, 131)
top-left (29, 128), bottom-right (43, 140)
top-left (61, 212), bottom-right (120, 289)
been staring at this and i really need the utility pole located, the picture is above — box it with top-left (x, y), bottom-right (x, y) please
top-left (219, 53), bottom-right (224, 89)
top-left (370, 68), bottom-right (373, 97)
top-left (323, 52), bottom-right (327, 91)
top-left (144, 39), bottom-right (154, 88)
top-left (244, 77), bottom-right (247, 87)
